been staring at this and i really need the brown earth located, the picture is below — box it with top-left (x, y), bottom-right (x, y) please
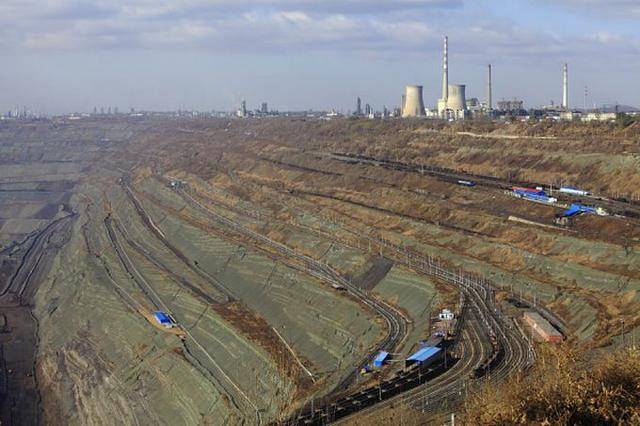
top-left (1, 116), bottom-right (639, 424)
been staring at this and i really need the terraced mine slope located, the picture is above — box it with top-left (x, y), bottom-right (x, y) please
top-left (0, 117), bottom-right (638, 425)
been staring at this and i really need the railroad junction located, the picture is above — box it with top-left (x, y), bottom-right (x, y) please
top-left (1, 117), bottom-right (638, 425)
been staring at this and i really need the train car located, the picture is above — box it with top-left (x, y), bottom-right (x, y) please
top-left (512, 186), bottom-right (545, 195)
top-left (473, 335), bottom-right (503, 378)
top-left (559, 186), bottom-right (590, 196)
top-left (457, 180), bottom-right (476, 187)
top-left (513, 189), bottom-right (557, 204)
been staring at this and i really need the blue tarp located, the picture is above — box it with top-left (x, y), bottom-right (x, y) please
top-left (406, 346), bottom-right (441, 363)
top-left (562, 204), bottom-right (583, 217)
top-left (373, 351), bottom-right (389, 368)
top-left (562, 203), bottom-right (597, 217)
top-left (153, 311), bottom-right (173, 325)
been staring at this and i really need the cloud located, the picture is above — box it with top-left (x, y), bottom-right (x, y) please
top-left (542, 0), bottom-right (640, 19)
top-left (0, 0), bottom-right (638, 66)
top-left (0, 0), bottom-right (458, 52)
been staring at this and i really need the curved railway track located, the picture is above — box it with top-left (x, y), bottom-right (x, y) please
top-left (103, 213), bottom-right (263, 424)
top-left (121, 177), bottom-right (236, 303)
top-left (173, 186), bottom-right (410, 370)
top-left (130, 173), bottom-right (537, 424)
top-left (159, 181), bottom-right (534, 424)
top-left (309, 223), bottom-right (534, 424)
top-left (327, 305), bottom-right (491, 425)
top-left (1, 214), bottom-right (76, 300)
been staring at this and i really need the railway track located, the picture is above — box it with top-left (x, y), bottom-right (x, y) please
top-left (323, 152), bottom-right (640, 219)
top-left (121, 177), bottom-right (235, 303)
top-left (1, 214), bottom-right (76, 300)
top-left (163, 181), bottom-right (533, 424)
top-left (316, 226), bottom-right (534, 424)
top-left (103, 213), bottom-right (263, 424)
top-left (173, 186), bottom-right (410, 369)
top-left (136, 171), bottom-right (537, 424)
top-left (327, 303), bottom-right (490, 425)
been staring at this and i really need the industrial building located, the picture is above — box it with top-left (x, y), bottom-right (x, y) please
top-left (581, 112), bottom-right (617, 122)
top-left (497, 99), bottom-right (525, 114)
top-left (236, 100), bottom-right (247, 118)
top-left (405, 346), bottom-right (442, 368)
top-left (438, 309), bottom-right (455, 321)
top-left (153, 311), bottom-right (176, 328)
top-left (437, 36), bottom-right (468, 120)
top-left (401, 85), bottom-right (426, 118)
top-left (373, 351), bottom-right (389, 368)
top-left (434, 308), bottom-right (457, 338)
top-left (522, 311), bottom-right (563, 343)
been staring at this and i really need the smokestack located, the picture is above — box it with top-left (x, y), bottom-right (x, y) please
top-left (487, 64), bottom-right (493, 111)
top-left (442, 36), bottom-right (449, 103)
top-left (562, 63), bottom-right (568, 110)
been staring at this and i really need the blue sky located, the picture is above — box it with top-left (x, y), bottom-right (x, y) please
top-left (0, 0), bottom-right (638, 114)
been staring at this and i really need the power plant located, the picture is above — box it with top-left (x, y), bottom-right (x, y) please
top-left (402, 85), bottom-right (426, 118)
top-left (437, 36), bottom-right (468, 120)
top-left (390, 36), bottom-right (604, 122)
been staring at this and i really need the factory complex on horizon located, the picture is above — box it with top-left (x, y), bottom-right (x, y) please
top-left (5, 33), bottom-right (637, 123)
top-left (227, 36), bottom-right (637, 123)
top-left (397, 35), bottom-right (634, 123)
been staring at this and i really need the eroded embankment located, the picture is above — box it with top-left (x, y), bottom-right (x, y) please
top-left (0, 214), bottom-right (75, 425)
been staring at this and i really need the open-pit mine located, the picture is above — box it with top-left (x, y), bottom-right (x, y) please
top-left (0, 117), bottom-right (638, 425)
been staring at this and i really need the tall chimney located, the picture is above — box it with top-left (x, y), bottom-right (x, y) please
top-left (442, 36), bottom-right (449, 103)
top-left (487, 64), bottom-right (493, 111)
top-left (562, 63), bottom-right (569, 110)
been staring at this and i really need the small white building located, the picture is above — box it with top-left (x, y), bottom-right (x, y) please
top-left (560, 111), bottom-right (581, 121)
top-left (438, 309), bottom-right (455, 321)
top-left (581, 112), bottom-right (617, 122)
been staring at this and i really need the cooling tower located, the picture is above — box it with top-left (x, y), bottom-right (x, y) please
top-left (447, 84), bottom-right (467, 111)
top-left (402, 85), bottom-right (426, 118)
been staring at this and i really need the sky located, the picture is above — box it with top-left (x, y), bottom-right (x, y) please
top-left (0, 0), bottom-right (638, 114)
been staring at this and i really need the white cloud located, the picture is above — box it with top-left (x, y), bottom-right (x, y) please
top-left (0, 0), bottom-right (459, 52)
top-left (591, 31), bottom-right (623, 43)
top-left (542, 0), bottom-right (640, 18)
top-left (0, 0), bottom-right (637, 64)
